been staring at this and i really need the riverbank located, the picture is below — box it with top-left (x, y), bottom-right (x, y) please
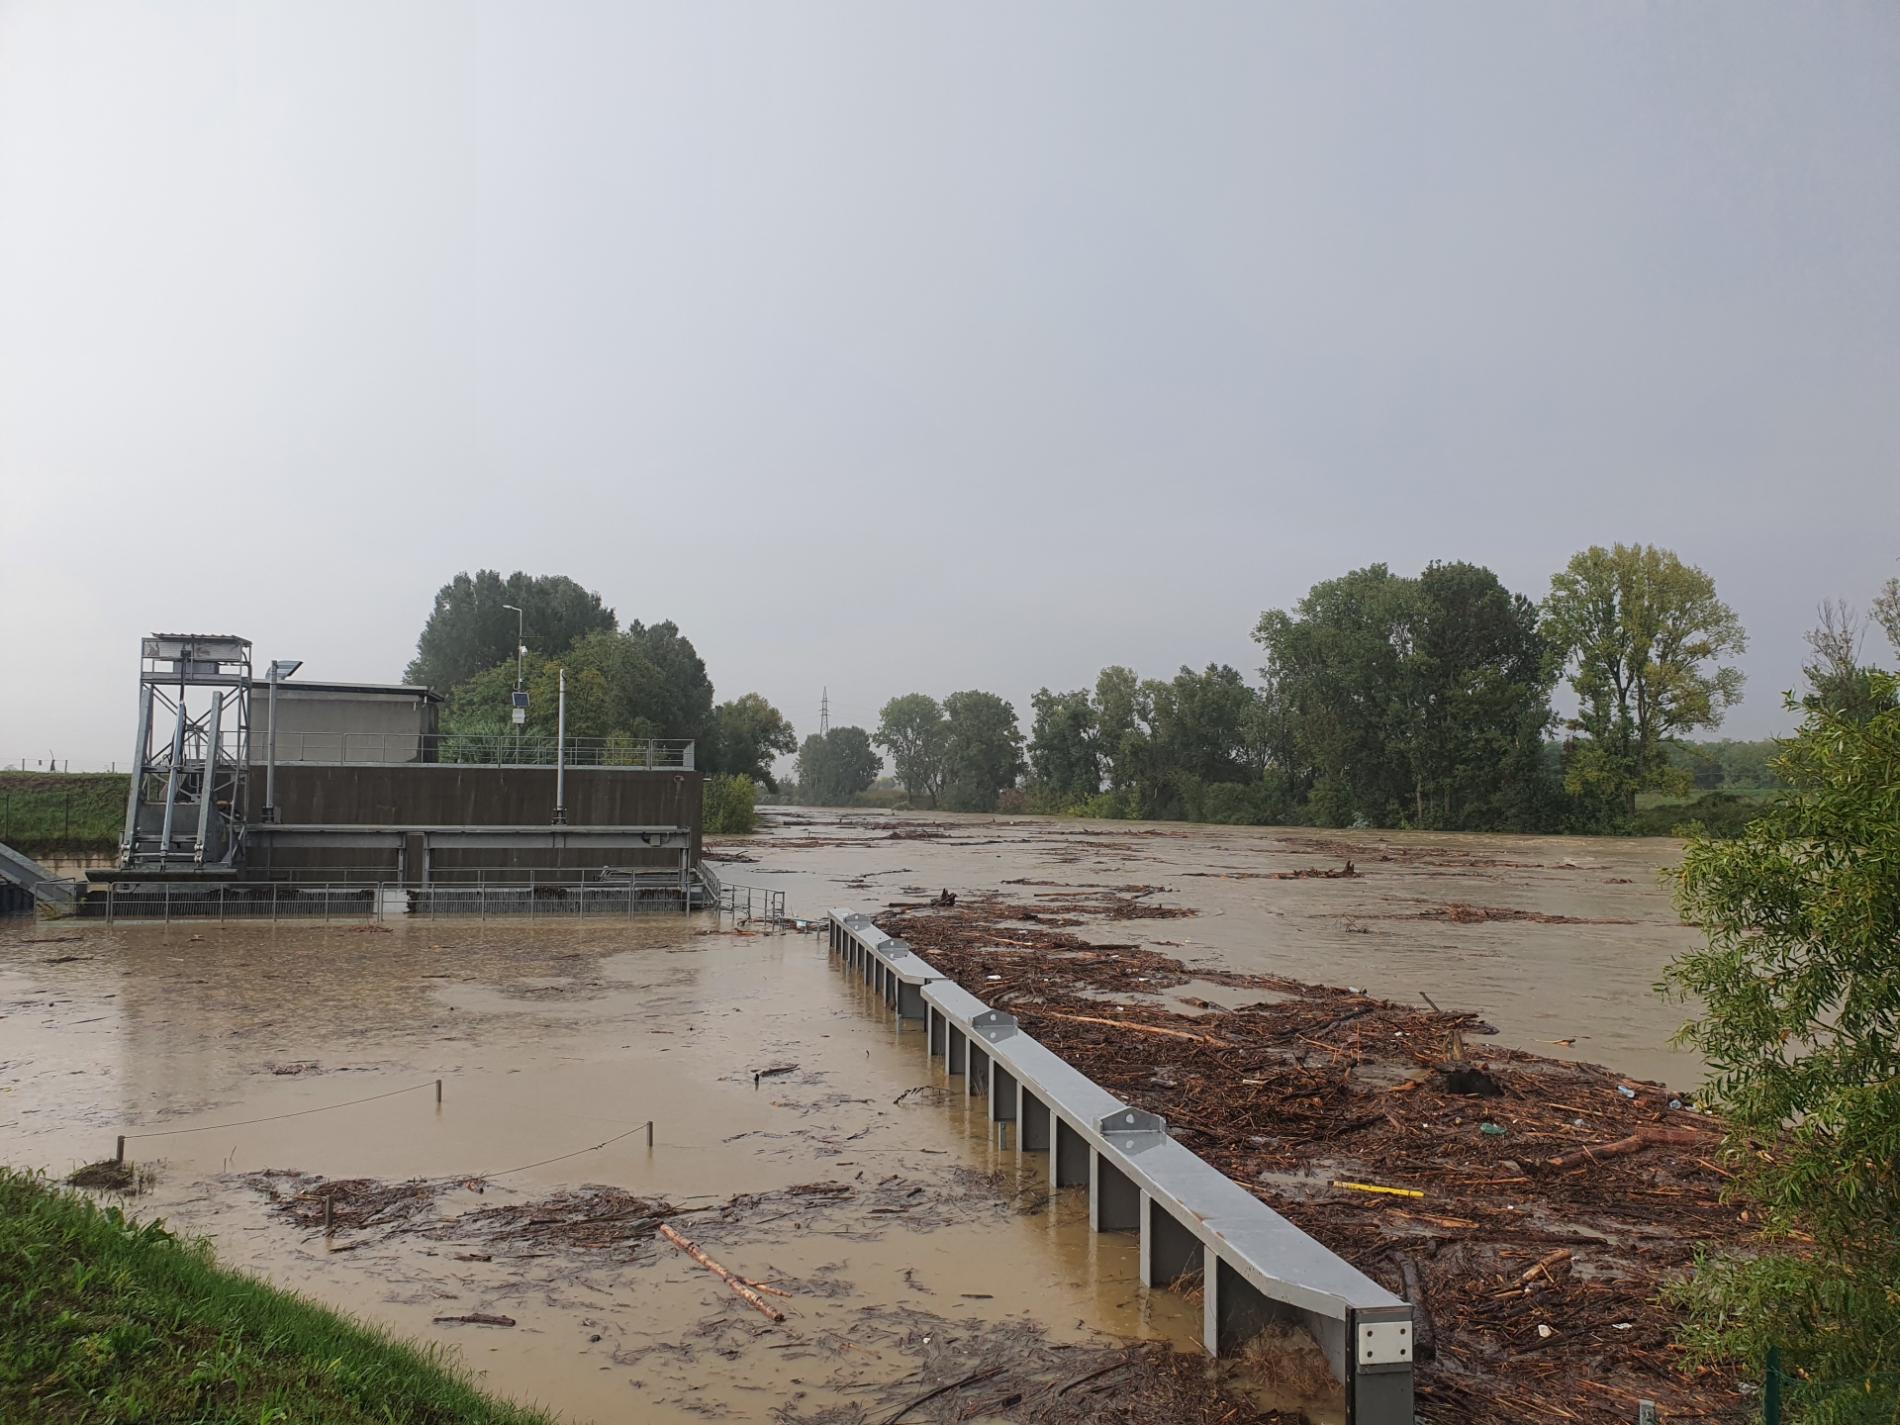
top-left (0, 1168), bottom-right (555, 1425)
top-left (0, 771), bottom-right (126, 858)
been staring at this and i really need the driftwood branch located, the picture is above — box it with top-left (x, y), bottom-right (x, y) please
top-left (1033, 1012), bottom-right (1226, 1046)
top-left (1545, 1126), bottom-right (1703, 1172)
top-left (657, 1223), bottom-right (786, 1322)
top-left (881, 1365), bottom-right (1005, 1423)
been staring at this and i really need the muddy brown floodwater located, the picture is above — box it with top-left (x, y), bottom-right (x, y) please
top-left (0, 812), bottom-right (1706, 1423)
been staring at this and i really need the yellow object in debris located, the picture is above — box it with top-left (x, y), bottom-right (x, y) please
top-left (1330, 1179), bottom-right (1424, 1199)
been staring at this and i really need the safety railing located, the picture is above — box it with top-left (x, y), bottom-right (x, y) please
top-left (825, 907), bottom-right (1415, 1425)
top-left (260, 731), bottom-right (695, 769)
top-left (80, 879), bottom-right (697, 923)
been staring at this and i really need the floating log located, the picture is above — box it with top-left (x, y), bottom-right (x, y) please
top-left (1545, 1127), bottom-right (1703, 1172)
top-left (658, 1223), bottom-right (786, 1322)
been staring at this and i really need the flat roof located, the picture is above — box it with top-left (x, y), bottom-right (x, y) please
top-left (273, 681), bottom-right (444, 702)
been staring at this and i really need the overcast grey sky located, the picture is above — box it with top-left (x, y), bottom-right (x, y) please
top-left (3, 2), bottom-right (1896, 769)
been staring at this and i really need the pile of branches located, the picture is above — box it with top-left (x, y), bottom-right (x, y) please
top-left (881, 894), bottom-right (1753, 1425)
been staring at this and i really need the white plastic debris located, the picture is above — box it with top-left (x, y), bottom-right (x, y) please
top-left (1617, 1085), bottom-right (1637, 1099)
top-left (1537, 1324), bottom-right (1554, 1339)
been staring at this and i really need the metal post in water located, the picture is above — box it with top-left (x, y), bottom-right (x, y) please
top-left (646, 1120), bottom-right (654, 1149)
top-left (436, 1079), bottom-right (443, 1105)
top-left (115, 1135), bottom-right (125, 1166)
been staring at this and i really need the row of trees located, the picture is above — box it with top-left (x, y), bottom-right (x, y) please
top-left (839, 545), bottom-right (1765, 831)
top-left (407, 571), bottom-right (797, 789)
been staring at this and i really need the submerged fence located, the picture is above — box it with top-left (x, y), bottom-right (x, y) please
top-left (83, 879), bottom-right (699, 923)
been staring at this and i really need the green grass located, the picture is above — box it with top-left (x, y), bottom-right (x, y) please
top-left (0, 1169), bottom-right (557, 1425)
top-left (1632, 785), bottom-right (1784, 810)
top-left (0, 772), bottom-right (128, 857)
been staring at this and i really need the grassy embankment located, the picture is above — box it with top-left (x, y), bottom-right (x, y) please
top-left (0, 771), bottom-right (127, 857)
top-left (0, 1170), bottom-right (555, 1425)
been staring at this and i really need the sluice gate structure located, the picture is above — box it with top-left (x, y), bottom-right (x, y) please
top-left (826, 908), bottom-right (1415, 1425)
top-left (11, 633), bottom-right (712, 919)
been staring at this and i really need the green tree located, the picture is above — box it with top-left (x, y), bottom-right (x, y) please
top-left (1093, 665), bottom-right (1147, 807)
top-left (1543, 544), bottom-right (1746, 817)
top-left (1873, 575), bottom-right (1900, 655)
top-left (406, 571), bottom-right (616, 692)
top-left (1254, 562), bottom-right (1558, 829)
top-left (1027, 688), bottom-right (1100, 806)
top-left (703, 773), bottom-right (758, 834)
top-left (1255, 564), bottom-right (1424, 825)
top-left (439, 622), bottom-right (713, 752)
top-left (939, 690), bottom-right (1025, 812)
top-left (1406, 561), bottom-right (1557, 829)
top-left (873, 694), bottom-right (948, 805)
top-left (702, 693), bottom-right (796, 791)
top-left (1663, 681), bottom-right (1900, 1418)
top-left (795, 727), bottom-right (881, 805)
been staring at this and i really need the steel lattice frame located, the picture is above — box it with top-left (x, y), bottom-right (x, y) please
top-left (120, 635), bottom-right (252, 869)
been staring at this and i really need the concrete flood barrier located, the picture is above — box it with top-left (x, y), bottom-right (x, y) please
top-left (827, 908), bottom-right (1416, 1425)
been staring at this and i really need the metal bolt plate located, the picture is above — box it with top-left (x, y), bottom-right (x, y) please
top-left (1357, 1320), bottom-right (1412, 1365)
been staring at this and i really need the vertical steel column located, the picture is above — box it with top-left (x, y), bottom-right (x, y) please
top-left (192, 692), bottom-right (224, 866)
top-left (121, 682), bottom-right (153, 858)
top-left (264, 668), bottom-right (280, 821)
top-left (157, 696), bottom-right (188, 856)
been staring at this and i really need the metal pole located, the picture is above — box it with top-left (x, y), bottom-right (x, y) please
top-left (265, 667), bottom-right (280, 822)
top-left (121, 679), bottom-right (153, 859)
top-left (553, 668), bottom-right (567, 825)
top-left (158, 696), bottom-right (188, 858)
top-left (193, 691), bottom-right (224, 867)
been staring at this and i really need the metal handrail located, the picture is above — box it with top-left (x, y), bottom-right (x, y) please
top-left (88, 878), bottom-right (698, 923)
top-left (258, 731), bottom-right (695, 769)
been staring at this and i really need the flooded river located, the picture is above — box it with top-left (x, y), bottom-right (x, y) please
top-left (0, 812), bottom-right (1701, 1422)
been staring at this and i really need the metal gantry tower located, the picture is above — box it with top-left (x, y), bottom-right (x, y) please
top-left (819, 687), bottom-right (830, 736)
top-left (119, 635), bottom-right (253, 870)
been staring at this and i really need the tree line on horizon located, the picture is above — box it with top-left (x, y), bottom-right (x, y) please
top-left (403, 552), bottom-right (1900, 837)
top-left (813, 544), bottom-right (1899, 835)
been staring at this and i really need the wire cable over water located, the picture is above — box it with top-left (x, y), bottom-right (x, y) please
top-left (120, 1081), bottom-right (438, 1139)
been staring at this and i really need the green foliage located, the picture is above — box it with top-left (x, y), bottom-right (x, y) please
top-left (794, 727), bottom-right (881, 806)
top-left (1543, 544), bottom-right (1746, 815)
top-left (1628, 789), bottom-right (1775, 839)
top-left (0, 772), bottom-right (128, 857)
top-left (939, 690), bottom-right (1025, 812)
top-left (1027, 688), bottom-right (1100, 804)
top-left (405, 571), bottom-right (616, 692)
top-left (702, 693), bottom-right (796, 791)
top-left (1874, 578), bottom-right (1900, 659)
top-left (702, 773), bottom-right (758, 834)
top-left (873, 694), bottom-right (948, 805)
top-left (1663, 682), bottom-right (1900, 1409)
top-left (0, 1169), bottom-right (554, 1424)
top-left (1255, 561), bottom-right (1557, 829)
top-left (439, 622), bottom-right (713, 750)
top-left (1670, 738), bottom-right (1783, 792)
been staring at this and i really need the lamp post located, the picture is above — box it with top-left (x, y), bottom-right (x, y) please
top-left (263, 659), bottom-right (302, 824)
top-left (501, 604), bottom-right (526, 761)
top-left (501, 605), bottom-right (525, 691)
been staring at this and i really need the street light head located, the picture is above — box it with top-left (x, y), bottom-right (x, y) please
top-left (269, 659), bottom-right (302, 680)
top-left (502, 604), bottom-right (522, 614)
